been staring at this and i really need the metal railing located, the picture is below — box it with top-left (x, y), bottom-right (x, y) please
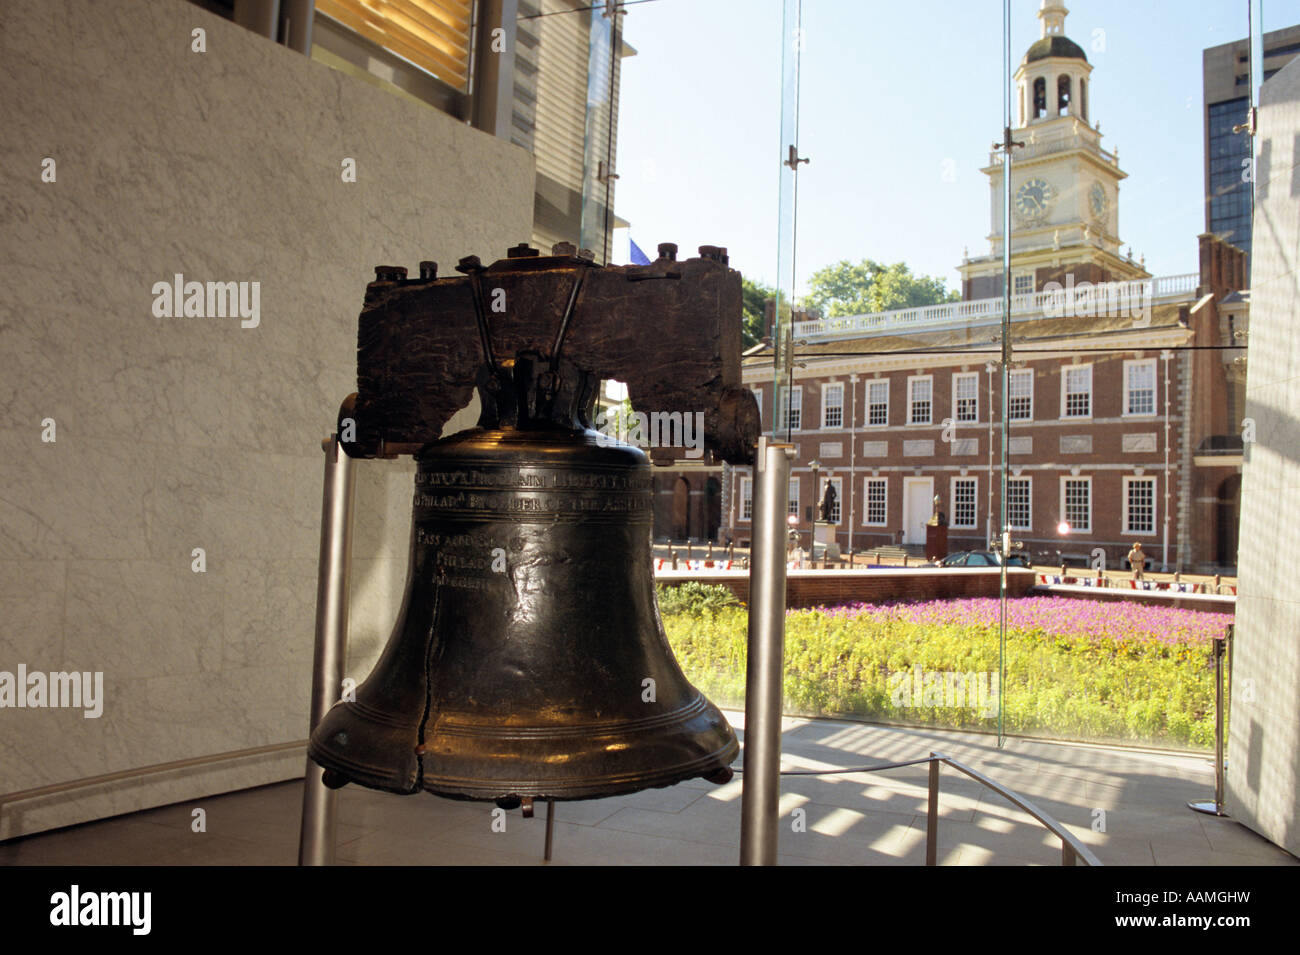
top-left (780, 750), bottom-right (1103, 866)
top-left (985, 136), bottom-right (1118, 167)
top-left (791, 273), bottom-right (1199, 341)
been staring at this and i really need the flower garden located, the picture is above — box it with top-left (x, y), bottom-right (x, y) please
top-left (658, 583), bottom-right (1233, 748)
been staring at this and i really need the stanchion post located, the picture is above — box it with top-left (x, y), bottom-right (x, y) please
top-left (740, 438), bottom-right (794, 866)
top-left (926, 754), bottom-right (940, 866)
top-left (298, 434), bottom-right (356, 865)
top-left (1188, 626), bottom-right (1229, 817)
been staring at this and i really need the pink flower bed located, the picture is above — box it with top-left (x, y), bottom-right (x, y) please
top-left (816, 596), bottom-right (1231, 646)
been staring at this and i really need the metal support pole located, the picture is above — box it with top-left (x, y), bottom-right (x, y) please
top-left (1189, 627), bottom-right (1229, 816)
top-left (298, 435), bottom-right (357, 866)
top-left (544, 799), bottom-right (556, 862)
top-left (280, 0), bottom-right (315, 54)
top-left (234, 0), bottom-right (280, 39)
top-left (470, 0), bottom-right (518, 139)
top-left (740, 438), bottom-right (794, 866)
top-left (926, 754), bottom-right (940, 866)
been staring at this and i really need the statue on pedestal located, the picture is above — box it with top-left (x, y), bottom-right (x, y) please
top-left (818, 479), bottom-right (837, 523)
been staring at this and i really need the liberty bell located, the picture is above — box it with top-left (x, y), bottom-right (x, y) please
top-left (308, 242), bottom-right (760, 803)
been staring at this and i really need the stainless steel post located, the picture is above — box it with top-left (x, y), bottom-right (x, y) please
top-left (280, 0), bottom-right (315, 54)
top-left (234, 0), bottom-right (280, 40)
top-left (1188, 629), bottom-right (1228, 817)
top-left (740, 437), bottom-right (794, 866)
top-left (926, 754), bottom-right (940, 866)
top-left (298, 435), bottom-right (357, 865)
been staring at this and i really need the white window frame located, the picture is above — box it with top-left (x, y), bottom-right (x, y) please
top-left (1123, 358), bottom-right (1157, 418)
top-left (950, 476), bottom-right (978, 530)
top-left (863, 477), bottom-right (888, 526)
top-left (1060, 475), bottom-right (1092, 534)
top-left (822, 382), bottom-right (844, 430)
top-left (907, 375), bottom-right (933, 426)
top-left (1006, 476), bottom-right (1032, 530)
top-left (740, 477), bottom-right (753, 521)
top-left (1123, 475), bottom-right (1157, 536)
top-left (1061, 364), bottom-right (1093, 420)
top-left (952, 372), bottom-right (979, 423)
top-left (1013, 272), bottom-right (1035, 296)
top-left (825, 476), bottom-right (843, 525)
top-left (1008, 368), bottom-right (1034, 422)
top-left (866, 379), bottom-right (889, 428)
top-left (788, 476), bottom-right (800, 518)
top-left (777, 384), bottom-right (803, 433)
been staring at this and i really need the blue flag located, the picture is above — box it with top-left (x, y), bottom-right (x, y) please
top-left (629, 238), bottom-right (651, 265)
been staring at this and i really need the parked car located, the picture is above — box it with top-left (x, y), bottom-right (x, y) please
top-left (936, 550), bottom-right (1031, 568)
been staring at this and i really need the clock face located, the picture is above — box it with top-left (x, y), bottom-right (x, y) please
top-left (1015, 178), bottom-right (1055, 223)
top-left (1088, 182), bottom-right (1108, 221)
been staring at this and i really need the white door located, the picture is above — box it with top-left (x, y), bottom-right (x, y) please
top-left (903, 477), bottom-right (934, 545)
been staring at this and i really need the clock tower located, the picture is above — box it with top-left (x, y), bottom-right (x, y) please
top-left (959, 0), bottom-right (1149, 301)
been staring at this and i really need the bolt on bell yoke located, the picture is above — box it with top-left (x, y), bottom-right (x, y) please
top-left (308, 243), bottom-right (761, 804)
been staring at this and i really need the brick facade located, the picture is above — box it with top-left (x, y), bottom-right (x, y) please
top-left (730, 241), bottom-right (1247, 573)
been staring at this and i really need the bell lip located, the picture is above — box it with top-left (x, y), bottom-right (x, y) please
top-left (418, 738), bottom-right (741, 802)
top-left (306, 741), bottom-right (420, 795)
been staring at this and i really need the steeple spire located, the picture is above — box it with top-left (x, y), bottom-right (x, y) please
top-left (1039, 0), bottom-right (1069, 38)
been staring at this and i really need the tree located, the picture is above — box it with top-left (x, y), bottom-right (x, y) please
top-left (741, 277), bottom-right (777, 349)
top-left (803, 259), bottom-right (959, 318)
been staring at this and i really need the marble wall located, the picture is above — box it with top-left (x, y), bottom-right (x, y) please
top-left (1227, 58), bottom-right (1300, 858)
top-left (0, 0), bottom-right (533, 839)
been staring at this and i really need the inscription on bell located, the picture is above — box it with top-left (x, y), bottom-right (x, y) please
top-left (415, 467), bottom-right (651, 492)
top-left (434, 574), bottom-right (494, 592)
top-left (416, 529), bottom-right (498, 548)
top-left (414, 492), bottom-right (488, 509)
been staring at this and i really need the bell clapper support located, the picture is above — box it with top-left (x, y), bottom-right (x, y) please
top-left (298, 429), bottom-right (357, 867)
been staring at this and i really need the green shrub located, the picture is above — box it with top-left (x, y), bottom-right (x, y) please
top-left (655, 581), bottom-right (741, 617)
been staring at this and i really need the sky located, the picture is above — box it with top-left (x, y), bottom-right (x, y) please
top-left (611, 0), bottom-right (1298, 298)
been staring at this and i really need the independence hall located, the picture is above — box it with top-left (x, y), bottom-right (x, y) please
top-left (716, 1), bottom-right (1248, 573)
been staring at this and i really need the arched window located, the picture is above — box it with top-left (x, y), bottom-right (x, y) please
top-left (1057, 75), bottom-right (1071, 116)
top-left (1080, 78), bottom-right (1088, 122)
top-left (1033, 77), bottom-right (1047, 119)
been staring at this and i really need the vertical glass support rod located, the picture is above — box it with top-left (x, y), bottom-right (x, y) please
top-left (601, 2), bottom-right (622, 265)
top-left (774, 0), bottom-right (803, 440)
top-left (1245, 0), bottom-right (1263, 287)
top-left (997, 0), bottom-right (1013, 749)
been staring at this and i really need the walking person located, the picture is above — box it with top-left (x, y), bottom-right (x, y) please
top-left (1127, 542), bottom-right (1146, 583)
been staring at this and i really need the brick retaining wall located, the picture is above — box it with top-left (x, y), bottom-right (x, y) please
top-left (657, 567), bottom-right (1038, 609)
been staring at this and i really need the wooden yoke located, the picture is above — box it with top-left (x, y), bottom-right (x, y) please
top-left (340, 242), bottom-right (760, 466)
